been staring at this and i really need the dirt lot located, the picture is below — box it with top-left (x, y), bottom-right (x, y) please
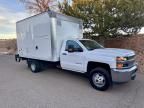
top-left (0, 55), bottom-right (144, 108)
top-left (0, 39), bottom-right (16, 55)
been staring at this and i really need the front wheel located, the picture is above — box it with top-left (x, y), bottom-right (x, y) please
top-left (89, 68), bottom-right (111, 91)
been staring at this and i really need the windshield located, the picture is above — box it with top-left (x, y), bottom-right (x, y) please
top-left (80, 40), bottom-right (104, 51)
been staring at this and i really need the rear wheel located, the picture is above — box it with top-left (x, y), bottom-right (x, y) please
top-left (28, 60), bottom-right (41, 73)
top-left (27, 60), bottom-right (30, 68)
top-left (89, 67), bottom-right (111, 91)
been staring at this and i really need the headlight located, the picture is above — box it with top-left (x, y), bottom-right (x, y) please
top-left (116, 57), bottom-right (127, 61)
top-left (116, 57), bottom-right (127, 69)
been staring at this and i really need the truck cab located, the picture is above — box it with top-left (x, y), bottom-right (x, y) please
top-left (60, 39), bottom-right (137, 91)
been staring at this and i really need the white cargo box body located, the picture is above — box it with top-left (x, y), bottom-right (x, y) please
top-left (16, 11), bottom-right (83, 62)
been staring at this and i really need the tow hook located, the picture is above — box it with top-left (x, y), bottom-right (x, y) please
top-left (131, 75), bottom-right (136, 80)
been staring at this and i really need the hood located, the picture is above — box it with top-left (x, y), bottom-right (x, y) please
top-left (89, 48), bottom-right (135, 57)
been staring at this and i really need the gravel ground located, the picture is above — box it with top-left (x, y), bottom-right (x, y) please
top-left (0, 55), bottom-right (144, 108)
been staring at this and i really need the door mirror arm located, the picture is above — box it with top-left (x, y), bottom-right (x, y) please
top-left (67, 45), bottom-right (83, 53)
top-left (67, 45), bottom-right (75, 53)
top-left (68, 48), bottom-right (75, 53)
top-left (77, 48), bottom-right (83, 52)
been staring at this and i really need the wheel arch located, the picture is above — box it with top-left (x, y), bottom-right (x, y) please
top-left (87, 61), bottom-right (111, 77)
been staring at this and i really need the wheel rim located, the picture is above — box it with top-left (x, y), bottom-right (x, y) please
top-left (31, 63), bottom-right (36, 71)
top-left (92, 73), bottom-right (106, 88)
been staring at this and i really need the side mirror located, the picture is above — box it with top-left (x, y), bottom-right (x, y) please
top-left (68, 45), bottom-right (75, 53)
top-left (77, 48), bottom-right (83, 52)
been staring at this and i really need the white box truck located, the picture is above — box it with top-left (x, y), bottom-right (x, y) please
top-left (15, 11), bottom-right (137, 91)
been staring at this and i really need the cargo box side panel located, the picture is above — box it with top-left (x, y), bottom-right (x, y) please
top-left (16, 13), bottom-right (52, 61)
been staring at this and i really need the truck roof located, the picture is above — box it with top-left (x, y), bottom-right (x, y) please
top-left (16, 10), bottom-right (83, 24)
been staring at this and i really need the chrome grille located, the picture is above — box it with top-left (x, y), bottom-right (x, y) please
top-left (126, 55), bottom-right (135, 61)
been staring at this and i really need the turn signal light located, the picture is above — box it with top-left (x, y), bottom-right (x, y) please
top-left (117, 63), bottom-right (124, 68)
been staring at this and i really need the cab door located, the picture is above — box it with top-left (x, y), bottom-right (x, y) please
top-left (60, 40), bottom-right (85, 72)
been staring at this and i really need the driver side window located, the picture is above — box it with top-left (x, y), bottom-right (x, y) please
top-left (65, 40), bottom-right (83, 52)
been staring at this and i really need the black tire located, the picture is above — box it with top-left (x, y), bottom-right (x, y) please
top-left (89, 67), bottom-right (111, 91)
top-left (29, 60), bottom-right (41, 73)
top-left (27, 60), bottom-right (31, 68)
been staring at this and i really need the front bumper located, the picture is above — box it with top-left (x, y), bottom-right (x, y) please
top-left (111, 65), bottom-right (138, 83)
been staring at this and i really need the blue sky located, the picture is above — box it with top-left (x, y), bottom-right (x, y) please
top-left (0, 0), bottom-right (24, 12)
top-left (0, 0), bottom-right (28, 38)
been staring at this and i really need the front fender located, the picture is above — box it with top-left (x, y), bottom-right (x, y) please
top-left (86, 56), bottom-right (116, 69)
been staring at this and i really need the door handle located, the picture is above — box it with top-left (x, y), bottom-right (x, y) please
top-left (62, 53), bottom-right (67, 55)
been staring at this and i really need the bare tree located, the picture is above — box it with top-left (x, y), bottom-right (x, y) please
top-left (19, 0), bottom-right (57, 13)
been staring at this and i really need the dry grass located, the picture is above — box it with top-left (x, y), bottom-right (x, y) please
top-left (0, 39), bottom-right (17, 54)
